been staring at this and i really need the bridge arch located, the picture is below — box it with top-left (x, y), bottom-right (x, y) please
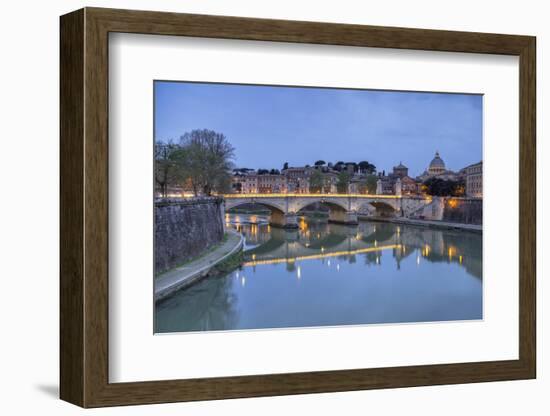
top-left (225, 199), bottom-right (285, 215)
top-left (294, 199), bottom-right (349, 214)
top-left (224, 198), bottom-right (295, 228)
top-left (358, 200), bottom-right (398, 217)
top-left (293, 199), bottom-right (357, 225)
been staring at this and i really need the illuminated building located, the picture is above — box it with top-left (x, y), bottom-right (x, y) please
top-left (416, 151), bottom-right (461, 182)
top-left (464, 161), bottom-right (483, 197)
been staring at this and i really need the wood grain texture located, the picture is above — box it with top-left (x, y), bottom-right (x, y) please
top-left (83, 10), bottom-right (110, 406)
top-left (59, 8), bottom-right (84, 407)
top-left (518, 38), bottom-right (536, 375)
top-left (59, 7), bottom-right (537, 408)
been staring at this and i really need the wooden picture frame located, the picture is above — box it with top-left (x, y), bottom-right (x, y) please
top-left (60, 7), bottom-right (536, 408)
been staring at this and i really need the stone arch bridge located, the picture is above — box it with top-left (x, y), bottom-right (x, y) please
top-left (223, 194), bottom-right (432, 228)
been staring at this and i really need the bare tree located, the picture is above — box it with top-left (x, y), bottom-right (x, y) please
top-left (154, 140), bottom-right (185, 198)
top-left (179, 129), bottom-right (235, 196)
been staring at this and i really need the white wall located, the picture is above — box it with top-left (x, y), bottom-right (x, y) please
top-left (0, 0), bottom-right (546, 414)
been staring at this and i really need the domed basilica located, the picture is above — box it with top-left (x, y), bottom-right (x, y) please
top-left (416, 151), bottom-right (460, 182)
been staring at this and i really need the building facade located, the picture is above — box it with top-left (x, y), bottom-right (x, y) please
top-left (400, 176), bottom-right (418, 195)
top-left (230, 158), bottom-right (441, 197)
top-left (375, 162), bottom-right (420, 195)
top-left (257, 174), bottom-right (287, 193)
top-left (282, 167), bottom-right (313, 193)
top-left (464, 161), bottom-right (483, 197)
top-left (232, 172), bottom-right (259, 194)
top-left (393, 162), bottom-right (409, 178)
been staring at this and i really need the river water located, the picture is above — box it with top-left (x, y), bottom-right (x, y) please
top-left (155, 214), bottom-right (482, 333)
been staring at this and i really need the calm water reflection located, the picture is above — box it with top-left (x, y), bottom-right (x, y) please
top-left (155, 215), bottom-right (482, 333)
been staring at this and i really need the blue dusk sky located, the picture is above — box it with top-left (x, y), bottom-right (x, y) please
top-left (154, 81), bottom-right (482, 176)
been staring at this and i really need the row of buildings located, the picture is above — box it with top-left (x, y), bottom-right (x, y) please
top-left (375, 152), bottom-right (482, 197)
top-left (231, 152), bottom-right (483, 198)
top-left (233, 167), bottom-right (322, 194)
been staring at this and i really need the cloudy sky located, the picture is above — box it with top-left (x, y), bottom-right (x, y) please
top-left (154, 81), bottom-right (482, 176)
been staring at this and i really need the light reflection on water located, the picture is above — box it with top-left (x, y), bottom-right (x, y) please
top-left (155, 214), bottom-right (482, 333)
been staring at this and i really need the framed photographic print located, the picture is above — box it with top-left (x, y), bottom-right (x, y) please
top-left (60, 7), bottom-right (536, 408)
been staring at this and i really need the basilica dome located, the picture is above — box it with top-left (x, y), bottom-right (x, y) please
top-left (428, 151), bottom-right (446, 174)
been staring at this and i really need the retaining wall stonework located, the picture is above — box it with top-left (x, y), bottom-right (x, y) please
top-left (155, 197), bottom-right (224, 274)
top-left (442, 198), bottom-right (483, 225)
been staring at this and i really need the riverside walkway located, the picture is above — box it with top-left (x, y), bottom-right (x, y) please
top-left (155, 229), bottom-right (244, 302)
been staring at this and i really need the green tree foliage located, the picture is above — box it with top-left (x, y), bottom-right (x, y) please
top-left (314, 160), bottom-right (326, 166)
top-left (336, 171), bottom-right (351, 193)
top-left (423, 177), bottom-right (465, 197)
top-left (346, 162), bottom-right (358, 173)
top-left (358, 174), bottom-right (378, 194)
top-left (358, 161), bottom-right (376, 174)
top-left (309, 169), bottom-right (324, 193)
top-left (333, 161), bottom-right (345, 171)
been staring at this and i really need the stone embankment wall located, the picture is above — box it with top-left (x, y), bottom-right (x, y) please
top-left (358, 196), bottom-right (482, 225)
top-left (407, 197), bottom-right (482, 224)
top-left (408, 197), bottom-right (446, 221)
top-left (155, 197), bottom-right (224, 274)
top-left (442, 197), bottom-right (482, 225)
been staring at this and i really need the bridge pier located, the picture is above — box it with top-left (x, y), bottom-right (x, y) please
top-left (328, 210), bottom-right (358, 226)
top-left (270, 211), bottom-right (299, 229)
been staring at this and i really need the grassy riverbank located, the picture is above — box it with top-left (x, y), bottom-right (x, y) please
top-left (155, 233), bottom-right (229, 279)
top-left (155, 230), bottom-right (244, 301)
top-left (210, 249), bottom-right (243, 276)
